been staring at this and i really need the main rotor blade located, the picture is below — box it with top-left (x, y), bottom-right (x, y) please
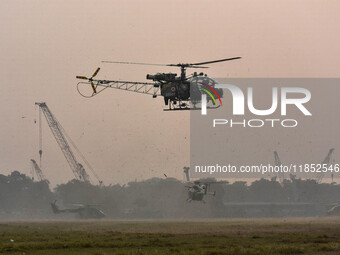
top-left (102, 61), bottom-right (169, 66)
top-left (190, 57), bottom-right (241, 66)
top-left (187, 65), bottom-right (209, 69)
top-left (70, 204), bottom-right (85, 207)
top-left (102, 57), bottom-right (241, 68)
top-left (199, 181), bottom-right (229, 184)
top-left (167, 64), bottom-right (209, 68)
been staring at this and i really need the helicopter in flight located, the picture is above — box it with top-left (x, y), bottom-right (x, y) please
top-left (50, 200), bottom-right (105, 219)
top-left (183, 167), bottom-right (227, 203)
top-left (76, 57), bottom-right (241, 110)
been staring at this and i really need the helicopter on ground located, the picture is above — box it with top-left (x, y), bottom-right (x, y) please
top-left (183, 167), bottom-right (227, 203)
top-left (50, 200), bottom-right (105, 219)
top-left (76, 57), bottom-right (241, 110)
top-left (327, 203), bottom-right (340, 216)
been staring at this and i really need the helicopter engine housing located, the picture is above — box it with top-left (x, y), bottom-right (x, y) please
top-left (146, 73), bottom-right (177, 82)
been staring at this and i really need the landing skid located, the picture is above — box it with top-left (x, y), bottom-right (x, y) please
top-left (165, 100), bottom-right (190, 111)
top-left (186, 198), bottom-right (206, 203)
top-left (164, 108), bottom-right (191, 111)
top-left (163, 105), bottom-right (221, 111)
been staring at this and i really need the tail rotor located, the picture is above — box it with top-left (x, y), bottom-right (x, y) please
top-left (76, 67), bottom-right (100, 94)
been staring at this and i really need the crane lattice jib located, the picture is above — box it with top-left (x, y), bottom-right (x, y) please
top-left (31, 159), bottom-right (45, 181)
top-left (35, 102), bottom-right (90, 182)
top-left (274, 151), bottom-right (284, 184)
top-left (316, 148), bottom-right (335, 183)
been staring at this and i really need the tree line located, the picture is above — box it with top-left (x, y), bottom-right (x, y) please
top-left (0, 171), bottom-right (339, 219)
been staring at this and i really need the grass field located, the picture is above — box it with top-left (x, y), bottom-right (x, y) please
top-left (0, 218), bottom-right (340, 254)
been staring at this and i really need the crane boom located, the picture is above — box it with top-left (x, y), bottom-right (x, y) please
top-left (274, 151), bottom-right (284, 184)
top-left (35, 102), bottom-right (90, 182)
top-left (316, 148), bottom-right (335, 183)
top-left (30, 159), bottom-right (46, 181)
top-left (183, 167), bottom-right (190, 182)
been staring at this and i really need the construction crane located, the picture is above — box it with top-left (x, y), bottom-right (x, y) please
top-left (30, 159), bottom-right (46, 182)
top-left (183, 167), bottom-right (190, 182)
top-left (274, 151), bottom-right (285, 184)
top-left (316, 148), bottom-right (335, 183)
top-left (35, 102), bottom-right (101, 183)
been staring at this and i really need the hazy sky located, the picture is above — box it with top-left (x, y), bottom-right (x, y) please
top-left (1, 0), bottom-right (339, 186)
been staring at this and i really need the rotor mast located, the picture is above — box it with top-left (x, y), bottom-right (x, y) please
top-left (181, 66), bottom-right (186, 80)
